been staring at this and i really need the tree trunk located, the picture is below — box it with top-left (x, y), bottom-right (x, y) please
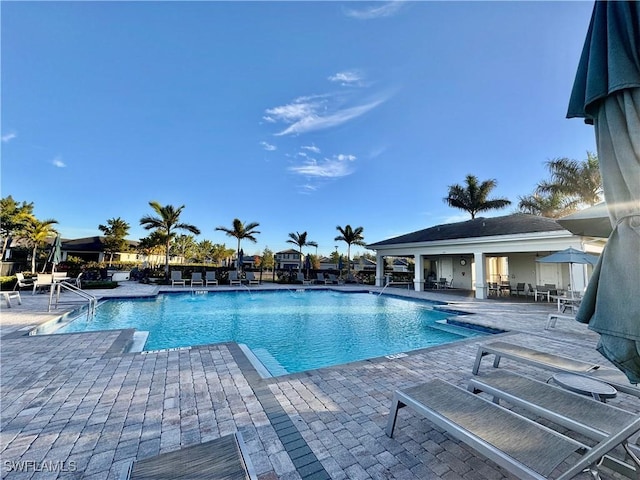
top-left (31, 246), bottom-right (37, 273)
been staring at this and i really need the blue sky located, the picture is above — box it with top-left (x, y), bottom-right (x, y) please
top-left (2, 1), bottom-right (597, 258)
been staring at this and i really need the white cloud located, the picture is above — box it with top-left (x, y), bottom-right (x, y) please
top-left (260, 141), bottom-right (277, 151)
top-left (288, 154), bottom-right (357, 178)
top-left (263, 94), bottom-right (328, 124)
top-left (275, 97), bottom-right (386, 136)
top-left (52, 156), bottom-right (66, 168)
top-left (344, 1), bottom-right (405, 20)
top-left (301, 145), bottom-right (321, 154)
top-left (1, 132), bottom-right (17, 143)
top-left (328, 70), bottom-right (364, 86)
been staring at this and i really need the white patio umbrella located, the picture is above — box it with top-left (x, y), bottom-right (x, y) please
top-left (536, 247), bottom-right (599, 299)
top-left (566, 1), bottom-right (640, 383)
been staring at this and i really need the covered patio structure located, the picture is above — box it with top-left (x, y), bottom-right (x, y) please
top-left (367, 214), bottom-right (605, 299)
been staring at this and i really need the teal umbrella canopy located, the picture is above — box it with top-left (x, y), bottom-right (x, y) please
top-left (556, 203), bottom-right (612, 238)
top-left (536, 247), bottom-right (599, 266)
top-left (48, 235), bottom-right (62, 272)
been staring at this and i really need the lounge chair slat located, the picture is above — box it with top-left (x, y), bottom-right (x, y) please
top-left (469, 370), bottom-right (640, 478)
top-left (388, 379), bottom-right (583, 479)
top-left (469, 370), bottom-right (636, 440)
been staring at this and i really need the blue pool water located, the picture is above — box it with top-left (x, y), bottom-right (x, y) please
top-left (56, 290), bottom-right (487, 375)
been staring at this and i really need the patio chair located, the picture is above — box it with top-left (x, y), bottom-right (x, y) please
top-left (170, 271), bottom-right (186, 287)
top-left (1, 291), bottom-right (22, 308)
top-left (327, 274), bottom-right (343, 284)
top-left (190, 272), bottom-right (204, 287)
top-left (472, 341), bottom-right (640, 398)
top-left (296, 272), bottom-right (311, 285)
top-left (511, 282), bottom-right (526, 296)
top-left (63, 272), bottom-right (83, 289)
top-left (13, 273), bottom-right (34, 291)
top-left (488, 282), bottom-right (499, 296)
top-left (386, 377), bottom-right (640, 480)
top-left (205, 271), bottom-right (218, 286)
top-left (245, 271), bottom-right (259, 286)
top-left (120, 432), bottom-right (257, 480)
top-left (229, 271), bottom-right (242, 286)
top-left (32, 274), bottom-right (53, 295)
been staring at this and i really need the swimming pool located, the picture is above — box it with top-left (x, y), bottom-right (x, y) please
top-left (55, 290), bottom-right (488, 375)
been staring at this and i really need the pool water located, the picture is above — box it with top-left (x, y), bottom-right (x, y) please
top-left (56, 290), bottom-right (487, 375)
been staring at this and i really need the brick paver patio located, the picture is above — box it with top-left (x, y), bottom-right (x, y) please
top-left (1, 282), bottom-right (637, 479)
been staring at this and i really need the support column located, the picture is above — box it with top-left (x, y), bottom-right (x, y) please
top-left (376, 254), bottom-right (385, 287)
top-left (414, 255), bottom-right (424, 291)
top-left (473, 251), bottom-right (487, 299)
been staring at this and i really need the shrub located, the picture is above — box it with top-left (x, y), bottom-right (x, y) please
top-left (82, 281), bottom-right (118, 289)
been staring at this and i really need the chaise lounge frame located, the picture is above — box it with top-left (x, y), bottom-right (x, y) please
top-left (386, 378), bottom-right (640, 480)
top-left (472, 341), bottom-right (640, 398)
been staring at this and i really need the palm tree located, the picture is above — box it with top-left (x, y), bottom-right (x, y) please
top-left (536, 152), bottom-right (602, 208)
top-left (443, 174), bottom-right (511, 219)
top-left (215, 219), bottom-right (260, 270)
top-left (286, 231), bottom-right (317, 270)
top-left (21, 217), bottom-right (58, 273)
top-left (517, 192), bottom-right (575, 218)
top-left (98, 217), bottom-right (130, 267)
top-left (171, 234), bottom-right (197, 263)
top-left (334, 225), bottom-right (366, 274)
top-left (140, 201), bottom-right (201, 277)
top-left (0, 196), bottom-right (34, 261)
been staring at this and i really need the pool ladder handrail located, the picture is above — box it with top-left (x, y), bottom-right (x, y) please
top-left (48, 281), bottom-right (97, 319)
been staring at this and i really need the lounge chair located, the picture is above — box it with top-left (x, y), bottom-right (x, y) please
top-left (190, 272), bottom-right (204, 287)
top-left (170, 271), bottom-right (186, 287)
top-left (120, 432), bottom-right (257, 480)
top-left (386, 378), bottom-right (640, 480)
top-left (345, 273), bottom-right (361, 284)
top-left (545, 313), bottom-right (576, 329)
top-left (245, 271), bottom-right (259, 286)
top-left (13, 273), bottom-right (34, 291)
top-left (327, 274), bottom-right (343, 284)
top-left (296, 272), bottom-right (311, 285)
top-left (229, 271), bottom-right (242, 286)
top-left (472, 341), bottom-right (640, 398)
top-left (205, 271), bottom-right (218, 286)
top-left (316, 273), bottom-right (331, 285)
top-left (468, 370), bottom-right (640, 477)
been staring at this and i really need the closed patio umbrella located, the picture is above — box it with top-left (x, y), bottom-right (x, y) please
top-left (567, 1), bottom-right (640, 383)
top-left (48, 234), bottom-right (62, 274)
top-left (237, 249), bottom-right (244, 272)
top-left (305, 254), bottom-right (311, 277)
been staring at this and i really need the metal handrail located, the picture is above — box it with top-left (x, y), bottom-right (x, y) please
top-left (48, 281), bottom-right (96, 319)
